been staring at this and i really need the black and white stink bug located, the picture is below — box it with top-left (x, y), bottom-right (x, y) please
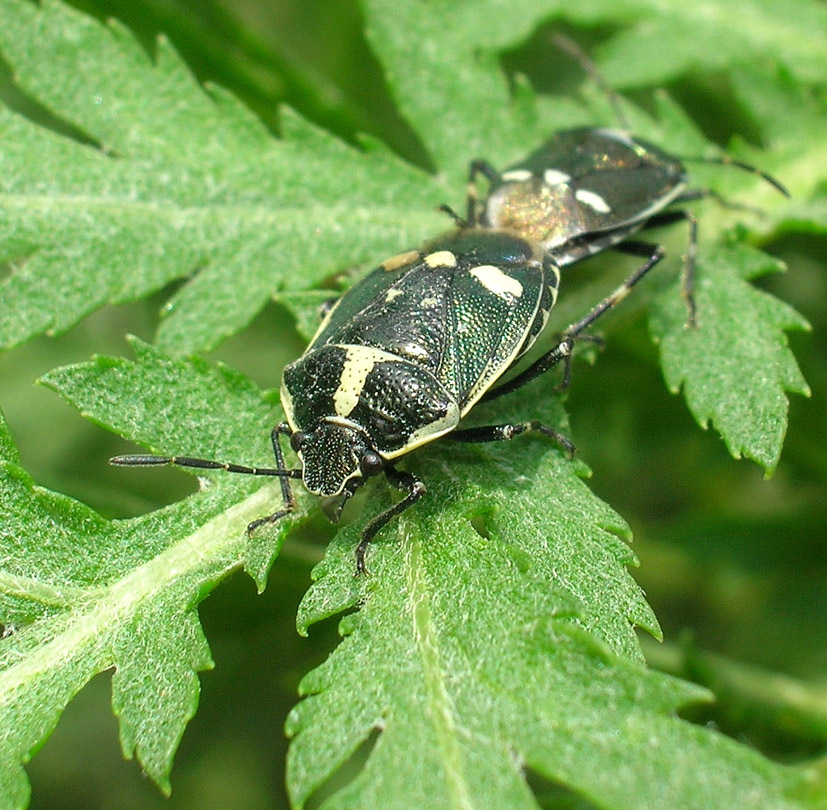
top-left (112, 229), bottom-right (608, 574)
top-left (455, 37), bottom-right (789, 327)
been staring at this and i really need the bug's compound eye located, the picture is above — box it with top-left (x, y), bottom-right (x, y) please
top-left (290, 431), bottom-right (308, 453)
top-left (360, 451), bottom-right (384, 478)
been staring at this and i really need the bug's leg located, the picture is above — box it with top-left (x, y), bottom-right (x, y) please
top-left (568, 238), bottom-right (674, 333)
top-left (466, 159), bottom-right (500, 225)
top-left (355, 466), bottom-right (426, 575)
top-left (555, 334), bottom-right (604, 391)
top-left (623, 209), bottom-right (699, 327)
top-left (246, 423), bottom-right (299, 534)
top-left (644, 169), bottom-right (787, 328)
top-left (483, 241), bottom-right (670, 402)
top-left (319, 296), bottom-right (339, 319)
top-left (448, 420), bottom-right (575, 457)
top-left (482, 338), bottom-right (575, 403)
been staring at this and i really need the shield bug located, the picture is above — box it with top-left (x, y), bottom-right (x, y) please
top-left (456, 36), bottom-right (789, 328)
top-left (114, 228), bottom-right (623, 574)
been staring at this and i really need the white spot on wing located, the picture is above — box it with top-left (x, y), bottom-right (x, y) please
top-left (470, 265), bottom-right (523, 299)
top-left (399, 342), bottom-right (429, 361)
top-left (501, 168), bottom-right (533, 182)
top-left (575, 189), bottom-right (611, 213)
top-left (425, 250), bottom-right (457, 268)
top-left (595, 127), bottom-right (635, 147)
top-left (543, 168), bottom-right (571, 185)
top-left (385, 288), bottom-right (403, 302)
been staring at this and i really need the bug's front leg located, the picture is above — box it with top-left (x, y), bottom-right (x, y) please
top-left (355, 466), bottom-right (426, 575)
top-left (466, 159), bottom-right (500, 225)
top-left (619, 211), bottom-right (697, 327)
top-left (246, 423), bottom-right (299, 534)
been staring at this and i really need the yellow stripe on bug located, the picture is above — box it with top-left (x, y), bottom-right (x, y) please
top-left (469, 265), bottom-right (524, 299)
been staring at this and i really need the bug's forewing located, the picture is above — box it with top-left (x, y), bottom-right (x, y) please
top-left (306, 241), bottom-right (552, 417)
top-left (443, 257), bottom-right (551, 414)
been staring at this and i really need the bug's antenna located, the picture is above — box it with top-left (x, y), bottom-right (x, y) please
top-left (110, 454), bottom-right (302, 478)
top-left (552, 34), bottom-right (629, 131)
top-left (681, 155), bottom-right (790, 198)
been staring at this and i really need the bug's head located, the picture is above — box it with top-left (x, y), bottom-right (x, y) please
top-left (290, 420), bottom-right (384, 521)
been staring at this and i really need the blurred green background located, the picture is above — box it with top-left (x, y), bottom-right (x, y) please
top-left (0, 1), bottom-right (825, 808)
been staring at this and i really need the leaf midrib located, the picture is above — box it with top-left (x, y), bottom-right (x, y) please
top-left (408, 531), bottom-right (475, 810)
top-left (0, 481), bottom-right (281, 697)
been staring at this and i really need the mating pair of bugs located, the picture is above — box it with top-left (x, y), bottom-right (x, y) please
top-left (113, 39), bottom-right (788, 574)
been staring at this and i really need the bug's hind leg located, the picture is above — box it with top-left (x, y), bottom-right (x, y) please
top-left (640, 170), bottom-right (789, 329)
top-left (483, 240), bottom-right (668, 402)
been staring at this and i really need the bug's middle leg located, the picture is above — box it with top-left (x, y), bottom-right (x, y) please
top-left (448, 420), bottom-right (574, 457)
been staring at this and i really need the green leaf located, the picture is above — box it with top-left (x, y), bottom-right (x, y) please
top-left (587, 0), bottom-right (827, 87)
top-left (276, 290), bottom-right (344, 343)
top-left (1, 0), bottom-right (824, 807)
top-left (649, 243), bottom-right (810, 473)
top-left (40, 337), bottom-right (277, 465)
top-left (286, 443), bottom-right (811, 809)
top-left (38, 336), bottom-right (300, 589)
top-left (280, 371), bottom-right (814, 809)
top-left (358, 0), bottom-right (555, 170)
top-left (299, 396), bottom-right (656, 659)
top-left (0, 399), bottom-right (290, 804)
top-left (0, 0), bottom-right (444, 355)
top-left (32, 323), bottom-right (815, 810)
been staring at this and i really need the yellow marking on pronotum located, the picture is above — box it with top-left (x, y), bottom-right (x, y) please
top-left (381, 250), bottom-right (420, 272)
top-left (333, 346), bottom-right (381, 417)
